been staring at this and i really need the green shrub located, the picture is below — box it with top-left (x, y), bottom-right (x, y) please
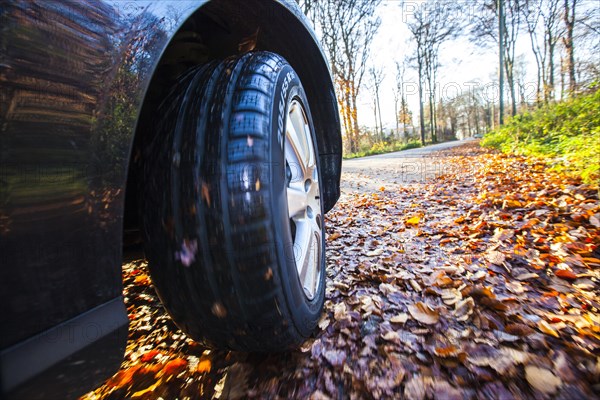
top-left (344, 139), bottom-right (423, 159)
top-left (482, 88), bottom-right (600, 185)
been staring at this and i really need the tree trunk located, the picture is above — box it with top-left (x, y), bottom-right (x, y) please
top-left (563, 0), bottom-right (576, 94)
top-left (418, 61), bottom-right (426, 145)
top-left (376, 91), bottom-right (383, 141)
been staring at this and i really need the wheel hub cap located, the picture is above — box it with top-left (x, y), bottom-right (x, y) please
top-left (284, 99), bottom-right (322, 300)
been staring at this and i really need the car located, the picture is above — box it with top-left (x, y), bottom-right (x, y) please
top-left (0, 0), bottom-right (342, 398)
top-left (473, 133), bottom-right (484, 138)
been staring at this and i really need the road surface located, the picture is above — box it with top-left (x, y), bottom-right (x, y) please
top-left (340, 140), bottom-right (473, 195)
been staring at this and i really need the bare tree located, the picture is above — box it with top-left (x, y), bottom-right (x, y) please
top-left (369, 66), bottom-right (385, 141)
top-left (395, 61), bottom-right (411, 142)
top-left (313, 0), bottom-right (382, 153)
top-left (522, 0), bottom-right (546, 103)
top-left (296, 0), bottom-right (318, 27)
top-left (542, 0), bottom-right (562, 100)
top-left (522, 0), bottom-right (562, 103)
top-left (392, 80), bottom-right (400, 140)
top-left (405, 7), bottom-right (428, 145)
top-left (471, 0), bottom-right (523, 116)
top-left (404, 1), bottom-right (459, 144)
top-left (562, 0), bottom-right (578, 93)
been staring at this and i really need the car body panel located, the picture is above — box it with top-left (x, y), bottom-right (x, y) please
top-left (0, 0), bottom-right (340, 397)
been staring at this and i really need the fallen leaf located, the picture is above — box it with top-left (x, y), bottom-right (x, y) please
top-left (538, 320), bottom-right (560, 338)
top-left (486, 250), bottom-right (506, 265)
top-left (318, 316), bottom-right (330, 330)
top-left (334, 302), bottom-right (347, 321)
top-left (366, 248), bottom-right (384, 257)
top-left (515, 272), bottom-right (539, 281)
top-left (380, 283), bottom-right (398, 295)
top-left (406, 216), bottom-right (421, 226)
top-left (162, 358), bottom-right (188, 376)
top-left (525, 365), bottom-right (561, 394)
top-left (408, 302), bottom-right (440, 325)
top-left (140, 350), bottom-right (160, 362)
top-left (433, 345), bottom-right (464, 358)
top-left (382, 331), bottom-right (402, 344)
top-left (453, 297), bottom-right (475, 321)
top-left (554, 269), bottom-right (577, 280)
top-left (390, 313), bottom-right (408, 324)
top-left (323, 349), bottom-right (346, 367)
top-left (197, 359), bottom-right (211, 373)
top-left (328, 232), bottom-right (341, 241)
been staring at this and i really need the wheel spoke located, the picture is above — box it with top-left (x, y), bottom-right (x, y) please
top-left (287, 186), bottom-right (307, 219)
top-left (285, 116), bottom-right (306, 178)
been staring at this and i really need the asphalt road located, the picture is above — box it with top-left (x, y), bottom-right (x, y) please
top-left (340, 140), bottom-right (474, 194)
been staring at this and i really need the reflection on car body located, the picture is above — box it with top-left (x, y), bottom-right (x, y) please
top-left (0, 1), bottom-right (341, 398)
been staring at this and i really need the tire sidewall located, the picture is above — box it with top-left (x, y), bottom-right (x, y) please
top-left (270, 62), bottom-right (325, 336)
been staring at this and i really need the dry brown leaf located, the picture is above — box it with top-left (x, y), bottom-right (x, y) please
top-left (323, 349), bottom-right (346, 367)
top-left (403, 376), bottom-right (431, 400)
top-left (441, 288), bottom-right (462, 305)
top-left (453, 297), bottom-right (475, 321)
top-left (408, 302), bottom-right (440, 325)
top-left (525, 365), bottom-right (561, 394)
top-left (318, 316), bottom-right (330, 330)
top-left (366, 248), bottom-right (384, 257)
top-left (328, 232), bottom-right (341, 241)
top-left (380, 283), bottom-right (398, 295)
top-left (468, 347), bottom-right (529, 374)
top-left (538, 320), bottom-right (560, 338)
top-left (390, 313), bottom-right (409, 324)
top-left (486, 250), bottom-right (506, 265)
top-left (515, 272), bottom-right (539, 281)
top-left (333, 302), bottom-right (347, 321)
top-left (382, 331), bottom-right (402, 344)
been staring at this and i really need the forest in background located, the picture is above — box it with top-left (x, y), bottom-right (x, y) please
top-left (296, 0), bottom-right (599, 158)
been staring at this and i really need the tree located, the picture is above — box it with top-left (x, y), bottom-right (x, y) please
top-left (404, 0), bottom-right (459, 144)
top-left (368, 66), bottom-right (385, 141)
top-left (471, 0), bottom-right (523, 116)
top-left (311, 0), bottom-right (382, 153)
top-left (562, 0), bottom-right (577, 93)
top-left (395, 58), bottom-right (412, 141)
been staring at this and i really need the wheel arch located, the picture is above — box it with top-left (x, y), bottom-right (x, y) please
top-left (123, 0), bottom-right (341, 237)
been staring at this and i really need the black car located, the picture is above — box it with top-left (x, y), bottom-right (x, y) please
top-left (0, 0), bottom-right (342, 398)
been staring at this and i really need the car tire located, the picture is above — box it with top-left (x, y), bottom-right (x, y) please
top-left (140, 52), bottom-right (325, 351)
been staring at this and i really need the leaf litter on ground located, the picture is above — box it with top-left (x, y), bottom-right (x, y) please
top-left (82, 143), bottom-right (599, 399)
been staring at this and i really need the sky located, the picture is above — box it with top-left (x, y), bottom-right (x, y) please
top-left (356, 0), bottom-right (598, 130)
top-left (360, 1), bottom-right (512, 129)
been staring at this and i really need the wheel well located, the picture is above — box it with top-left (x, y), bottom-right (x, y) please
top-left (123, 0), bottom-right (341, 240)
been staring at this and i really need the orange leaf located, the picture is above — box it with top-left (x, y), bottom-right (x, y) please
top-left (434, 345), bottom-right (463, 358)
top-left (162, 358), bottom-right (188, 376)
top-left (106, 365), bottom-right (142, 388)
top-left (197, 359), bottom-right (211, 373)
top-left (134, 274), bottom-right (150, 285)
top-left (328, 232), bottom-right (341, 241)
top-left (555, 269), bottom-right (577, 280)
top-left (454, 216), bottom-right (465, 224)
top-left (140, 350), bottom-right (161, 362)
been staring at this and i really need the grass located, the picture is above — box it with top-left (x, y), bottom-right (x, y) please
top-left (481, 86), bottom-right (600, 185)
top-left (343, 140), bottom-right (423, 159)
